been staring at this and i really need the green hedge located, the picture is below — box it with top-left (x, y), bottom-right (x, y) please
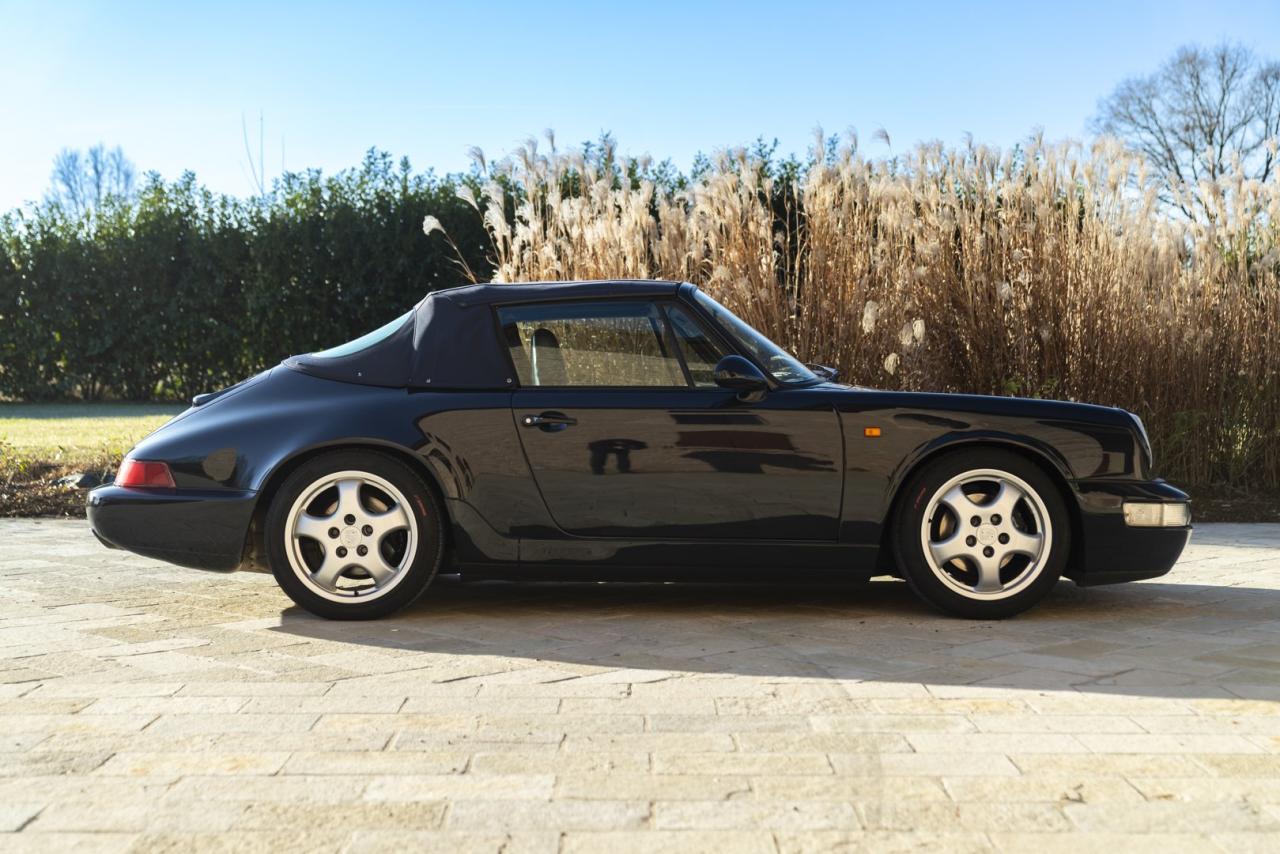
top-left (0, 151), bottom-right (491, 401)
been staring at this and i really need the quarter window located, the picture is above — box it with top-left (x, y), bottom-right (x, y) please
top-left (664, 304), bottom-right (728, 387)
top-left (499, 301), bottom-right (686, 387)
top-left (691, 289), bottom-right (817, 384)
top-left (311, 310), bottom-right (411, 359)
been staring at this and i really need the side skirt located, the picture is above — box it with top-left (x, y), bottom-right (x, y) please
top-left (454, 563), bottom-right (879, 584)
top-left (516, 538), bottom-right (876, 575)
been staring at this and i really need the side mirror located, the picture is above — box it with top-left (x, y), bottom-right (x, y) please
top-left (806, 363), bottom-right (840, 382)
top-left (713, 355), bottom-right (769, 395)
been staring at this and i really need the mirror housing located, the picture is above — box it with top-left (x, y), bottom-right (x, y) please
top-left (806, 363), bottom-right (840, 382)
top-left (713, 355), bottom-right (769, 396)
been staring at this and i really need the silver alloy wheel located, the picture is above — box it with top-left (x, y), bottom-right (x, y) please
top-left (918, 468), bottom-right (1052, 601)
top-left (283, 470), bottom-right (418, 604)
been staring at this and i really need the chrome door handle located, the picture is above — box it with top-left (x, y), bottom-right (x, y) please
top-left (522, 412), bottom-right (577, 429)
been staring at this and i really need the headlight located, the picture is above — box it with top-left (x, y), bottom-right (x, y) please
top-left (1123, 501), bottom-right (1190, 527)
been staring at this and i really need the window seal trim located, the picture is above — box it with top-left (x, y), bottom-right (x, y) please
top-left (657, 303), bottom-right (696, 387)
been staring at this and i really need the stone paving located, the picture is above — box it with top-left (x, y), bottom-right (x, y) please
top-left (0, 520), bottom-right (1278, 852)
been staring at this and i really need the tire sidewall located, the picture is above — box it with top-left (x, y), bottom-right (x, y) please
top-left (265, 450), bottom-right (444, 620)
top-left (894, 449), bottom-right (1070, 619)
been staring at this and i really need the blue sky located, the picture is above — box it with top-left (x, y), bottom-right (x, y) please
top-left (2, 1), bottom-right (1278, 211)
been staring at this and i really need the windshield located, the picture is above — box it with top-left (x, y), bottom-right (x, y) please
top-left (692, 290), bottom-right (817, 384)
top-left (311, 310), bottom-right (412, 359)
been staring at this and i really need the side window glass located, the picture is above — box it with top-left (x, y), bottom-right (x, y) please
top-left (498, 301), bottom-right (687, 388)
top-left (665, 303), bottom-right (728, 388)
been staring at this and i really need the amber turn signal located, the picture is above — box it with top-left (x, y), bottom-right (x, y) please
top-left (864, 427), bottom-right (881, 438)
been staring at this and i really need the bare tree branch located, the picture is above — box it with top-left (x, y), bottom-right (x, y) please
top-left (1092, 42), bottom-right (1277, 218)
top-left (1252, 62), bottom-right (1280, 181)
top-left (46, 144), bottom-right (136, 216)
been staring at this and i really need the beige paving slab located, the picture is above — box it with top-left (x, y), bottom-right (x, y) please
top-left (446, 798), bottom-right (649, 831)
top-left (652, 752), bottom-right (833, 776)
top-left (131, 830), bottom-right (349, 853)
top-left (348, 831), bottom-right (560, 853)
top-left (1010, 752), bottom-right (1211, 777)
top-left (750, 774), bottom-right (949, 802)
top-left (0, 519), bottom-right (1277, 848)
top-left (562, 831), bottom-right (775, 854)
top-left (776, 831), bottom-right (992, 853)
top-left (1127, 775), bottom-right (1280, 803)
top-left (95, 751), bottom-right (290, 777)
top-left (554, 774), bottom-right (750, 801)
top-left (363, 773), bottom-right (554, 801)
top-left (0, 832), bottom-right (138, 853)
top-left (0, 803), bottom-right (42, 832)
top-left (654, 799), bottom-right (859, 831)
top-left (233, 800), bottom-right (448, 833)
top-left (832, 749), bottom-right (1014, 777)
top-left (990, 832), bottom-right (1217, 852)
top-left (859, 800), bottom-right (1072, 832)
top-left (1065, 800), bottom-right (1280, 832)
top-left (469, 750), bottom-right (650, 775)
top-left (281, 750), bottom-right (470, 776)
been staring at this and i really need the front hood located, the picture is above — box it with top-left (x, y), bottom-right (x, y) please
top-left (840, 388), bottom-right (1134, 428)
top-left (825, 387), bottom-right (1151, 480)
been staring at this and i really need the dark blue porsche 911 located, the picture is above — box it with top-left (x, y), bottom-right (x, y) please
top-left (89, 280), bottom-right (1191, 620)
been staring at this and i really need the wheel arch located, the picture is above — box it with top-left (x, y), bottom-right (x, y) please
top-left (244, 439), bottom-right (452, 571)
top-left (878, 437), bottom-right (1084, 578)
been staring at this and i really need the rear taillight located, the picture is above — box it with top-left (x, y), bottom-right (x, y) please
top-left (115, 459), bottom-right (176, 489)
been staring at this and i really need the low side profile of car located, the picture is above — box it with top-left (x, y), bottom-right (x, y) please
top-left (88, 280), bottom-right (1191, 620)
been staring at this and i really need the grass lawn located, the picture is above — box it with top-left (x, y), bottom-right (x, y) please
top-left (1, 403), bottom-right (185, 456)
top-left (1, 402), bottom-right (186, 516)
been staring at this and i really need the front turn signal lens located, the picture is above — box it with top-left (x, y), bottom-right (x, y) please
top-left (1123, 501), bottom-right (1190, 527)
top-left (115, 458), bottom-right (176, 489)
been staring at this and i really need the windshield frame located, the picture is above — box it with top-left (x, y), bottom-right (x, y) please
top-left (688, 288), bottom-right (819, 386)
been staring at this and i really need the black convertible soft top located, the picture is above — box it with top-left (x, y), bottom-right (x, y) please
top-left (284, 280), bottom-right (684, 389)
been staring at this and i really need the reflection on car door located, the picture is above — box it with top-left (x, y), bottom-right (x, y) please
top-left (500, 299), bottom-right (843, 540)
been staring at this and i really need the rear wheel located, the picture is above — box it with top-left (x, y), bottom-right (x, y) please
top-left (893, 448), bottom-right (1069, 619)
top-left (265, 450), bottom-right (444, 620)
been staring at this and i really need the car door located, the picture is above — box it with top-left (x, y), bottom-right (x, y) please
top-left (499, 298), bottom-right (843, 540)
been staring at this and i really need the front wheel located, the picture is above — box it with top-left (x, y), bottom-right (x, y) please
top-left (893, 449), bottom-right (1070, 619)
top-left (265, 450), bottom-right (444, 620)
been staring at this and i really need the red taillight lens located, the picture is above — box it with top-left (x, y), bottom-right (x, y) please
top-left (115, 459), bottom-right (176, 489)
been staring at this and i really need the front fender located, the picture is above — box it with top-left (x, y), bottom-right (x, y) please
top-left (885, 430), bottom-right (1076, 516)
top-left (833, 390), bottom-right (1143, 546)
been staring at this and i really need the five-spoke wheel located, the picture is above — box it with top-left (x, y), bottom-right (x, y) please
top-left (920, 469), bottom-right (1052, 600)
top-left (895, 449), bottom-right (1068, 619)
top-left (285, 471), bottom-right (417, 602)
top-left (266, 451), bottom-right (443, 619)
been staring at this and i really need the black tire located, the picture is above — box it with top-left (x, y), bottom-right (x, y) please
top-left (265, 450), bottom-right (445, 620)
top-left (892, 448), bottom-right (1070, 619)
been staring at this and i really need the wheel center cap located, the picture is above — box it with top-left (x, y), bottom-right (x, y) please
top-left (976, 524), bottom-right (998, 546)
top-left (341, 527), bottom-right (361, 548)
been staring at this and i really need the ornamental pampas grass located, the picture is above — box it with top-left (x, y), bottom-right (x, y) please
top-left (445, 129), bottom-right (1280, 488)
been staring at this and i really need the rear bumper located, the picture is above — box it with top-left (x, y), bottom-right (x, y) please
top-left (87, 486), bottom-right (257, 571)
top-left (1070, 478), bottom-right (1192, 586)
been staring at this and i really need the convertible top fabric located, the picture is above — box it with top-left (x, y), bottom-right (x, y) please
top-left (284, 280), bottom-right (684, 389)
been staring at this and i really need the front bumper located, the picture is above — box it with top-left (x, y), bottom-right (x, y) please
top-left (87, 486), bottom-right (257, 571)
top-left (1070, 478), bottom-right (1191, 586)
